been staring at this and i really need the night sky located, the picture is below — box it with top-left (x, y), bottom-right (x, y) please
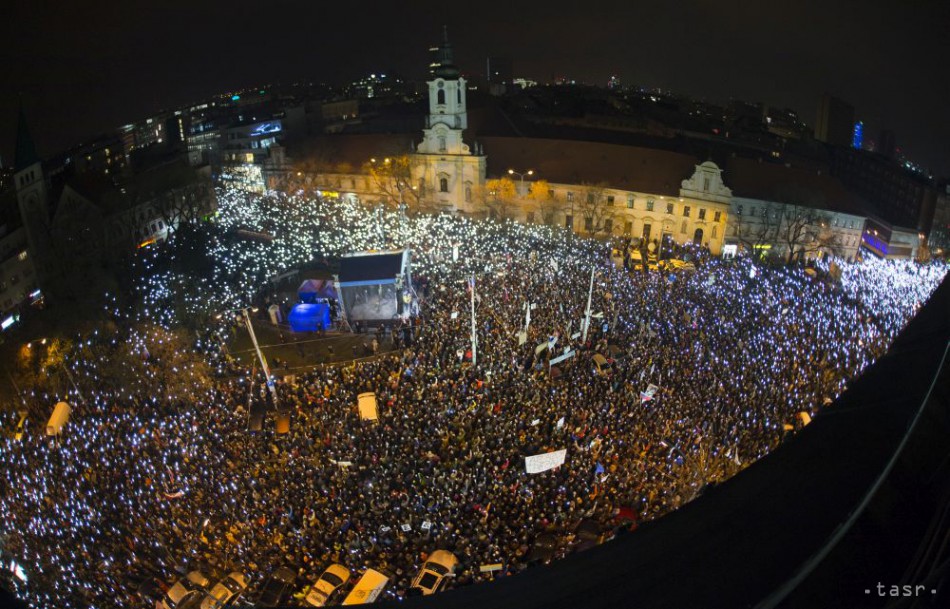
top-left (2, 0), bottom-right (948, 176)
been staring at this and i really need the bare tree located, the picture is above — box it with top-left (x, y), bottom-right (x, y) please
top-left (576, 182), bottom-right (615, 236)
top-left (482, 177), bottom-right (518, 220)
top-left (528, 179), bottom-right (562, 225)
top-left (779, 204), bottom-right (839, 264)
top-left (157, 186), bottom-right (213, 236)
top-left (734, 203), bottom-right (782, 260)
top-left (362, 155), bottom-right (426, 213)
top-left (768, 184), bottom-right (844, 264)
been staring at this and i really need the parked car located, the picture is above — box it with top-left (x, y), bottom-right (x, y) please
top-left (199, 572), bottom-right (247, 609)
top-left (13, 410), bottom-right (28, 441)
top-left (526, 532), bottom-right (558, 567)
top-left (256, 566), bottom-right (296, 607)
top-left (341, 568), bottom-right (389, 605)
top-left (304, 564), bottom-right (350, 607)
top-left (592, 353), bottom-right (614, 376)
top-left (161, 571), bottom-right (211, 609)
top-left (408, 550), bottom-right (458, 596)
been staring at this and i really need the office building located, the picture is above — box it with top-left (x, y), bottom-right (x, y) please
top-left (815, 93), bottom-right (855, 147)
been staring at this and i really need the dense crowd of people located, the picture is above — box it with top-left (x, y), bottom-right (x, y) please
top-left (0, 188), bottom-right (946, 609)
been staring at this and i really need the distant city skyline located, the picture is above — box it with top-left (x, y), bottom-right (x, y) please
top-left (2, 0), bottom-right (948, 176)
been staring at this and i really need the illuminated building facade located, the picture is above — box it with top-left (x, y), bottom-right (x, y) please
top-left (411, 30), bottom-right (487, 213)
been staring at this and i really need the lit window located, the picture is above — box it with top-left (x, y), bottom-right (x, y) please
top-left (627, 196), bottom-right (634, 209)
top-left (439, 177), bottom-right (448, 193)
top-left (646, 199), bottom-right (654, 211)
top-left (698, 208), bottom-right (706, 220)
top-left (683, 206), bottom-right (691, 218)
top-left (567, 192), bottom-right (574, 202)
top-left (666, 202), bottom-right (674, 214)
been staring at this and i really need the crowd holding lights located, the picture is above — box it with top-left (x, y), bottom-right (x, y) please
top-left (1, 185), bottom-right (947, 608)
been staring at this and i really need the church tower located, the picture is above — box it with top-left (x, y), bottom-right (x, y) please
top-left (13, 106), bottom-right (52, 277)
top-left (413, 28), bottom-right (486, 213)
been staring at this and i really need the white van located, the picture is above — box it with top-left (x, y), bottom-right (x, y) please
top-left (341, 568), bottom-right (389, 605)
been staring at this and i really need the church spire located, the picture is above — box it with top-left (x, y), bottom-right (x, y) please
top-left (15, 103), bottom-right (40, 172)
top-left (434, 25), bottom-right (459, 79)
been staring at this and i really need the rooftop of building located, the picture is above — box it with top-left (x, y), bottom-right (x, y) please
top-left (723, 156), bottom-right (869, 216)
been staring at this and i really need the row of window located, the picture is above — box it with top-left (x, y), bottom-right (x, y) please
top-left (735, 205), bottom-right (860, 230)
top-left (561, 190), bottom-right (723, 222)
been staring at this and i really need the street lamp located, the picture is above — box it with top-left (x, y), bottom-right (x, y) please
top-left (507, 168), bottom-right (534, 196)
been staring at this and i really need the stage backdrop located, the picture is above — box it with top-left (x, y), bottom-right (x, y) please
top-left (338, 250), bottom-right (413, 323)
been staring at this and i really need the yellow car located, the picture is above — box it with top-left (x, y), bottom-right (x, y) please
top-left (409, 550), bottom-right (458, 596)
top-left (13, 410), bottom-right (28, 441)
top-left (304, 564), bottom-right (349, 607)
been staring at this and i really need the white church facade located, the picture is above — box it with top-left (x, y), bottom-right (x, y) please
top-left (409, 31), bottom-right (486, 213)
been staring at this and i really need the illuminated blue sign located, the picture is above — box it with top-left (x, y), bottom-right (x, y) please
top-left (852, 121), bottom-right (863, 149)
top-left (231, 94), bottom-right (241, 101)
top-left (250, 122), bottom-right (282, 136)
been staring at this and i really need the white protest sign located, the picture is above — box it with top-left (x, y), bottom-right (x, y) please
top-left (535, 341), bottom-right (549, 356)
top-left (451, 311), bottom-right (459, 319)
top-left (358, 392), bottom-right (379, 421)
top-left (525, 449), bottom-right (568, 474)
top-left (518, 331), bottom-right (528, 346)
top-left (549, 350), bottom-right (575, 366)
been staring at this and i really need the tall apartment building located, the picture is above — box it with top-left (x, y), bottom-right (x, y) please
top-left (815, 93), bottom-right (855, 148)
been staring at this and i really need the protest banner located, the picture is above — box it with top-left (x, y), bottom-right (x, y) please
top-left (549, 350), bottom-right (575, 366)
top-left (525, 449), bottom-right (567, 474)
